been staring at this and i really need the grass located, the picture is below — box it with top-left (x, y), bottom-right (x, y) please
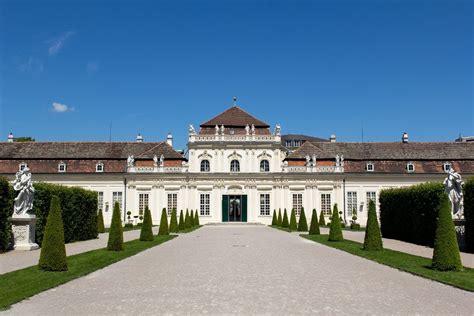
top-left (269, 225), bottom-right (292, 232)
top-left (0, 235), bottom-right (175, 310)
top-left (178, 225), bottom-right (203, 233)
top-left (302, 234), bottom-right (474, 292)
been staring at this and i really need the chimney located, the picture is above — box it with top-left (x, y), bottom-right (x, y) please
top-left (329, 134), bottom-right (336, 143)
top-left (166, 132), bottom-right (173, 147)
top-left (402, 132), bottom-right (409, 143)
top-left (7, 132), bottom-right (14, 143)
top-left (136, 133), bottom-right (144, 143)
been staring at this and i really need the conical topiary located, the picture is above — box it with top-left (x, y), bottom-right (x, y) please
top-left (277, 209), bottom-right (283, 226)
top-left (107, 201), bottom-right (124, 251)
top-left (190, 209), bottom-right (195, 227)
top-left (328, 204), bottom-right (343, 241)
top-left (194, 210), bottom-right (200, 226)
top-left (432, 195), bottom-right (463, 271)
top-left (169, 208), bottom-right (179, 233)
top-left (158, 208), bottom-right (169, 235)
top-left (318, 210), bottom-right (326, 226)
top-left (363, 200), bottom-right (383, 251)
top-left (282, 209), bottom-right (289, 228)
top-left (139, 206), bottom-right (154, 241)
top-left (309, 209), bottom-right (320, 235)
top-left (38, 195), bottom-right (68, 271)
top-left (289, 208), bottom-right (298, 231)
top-left (185, 209), bottom-right (191, 228)
top-left (298, 207), bottom-right (308, 231)
top-left (179, 210), bottom-right (185, 231)
top-left (97, 209), bottom-right (105, 233)
top-left (272, 210), bottom-right (277, 226)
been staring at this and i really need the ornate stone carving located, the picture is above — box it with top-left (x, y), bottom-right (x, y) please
top-left (444, 167), bottom-right (464, 219)
top-left (13, 167), bottom-right (35, 216)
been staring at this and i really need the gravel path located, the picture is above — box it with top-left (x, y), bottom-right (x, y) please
top-left (0, 227), bottom-right (159, 275)
top-left (3, 225), bottom-right (474, 315)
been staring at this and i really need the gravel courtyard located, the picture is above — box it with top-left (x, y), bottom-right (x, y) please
top-left (4, 225), bottom-right (474, 315)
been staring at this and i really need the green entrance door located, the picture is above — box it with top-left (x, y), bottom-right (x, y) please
top-left (222, 195), bottom-right (247, 222)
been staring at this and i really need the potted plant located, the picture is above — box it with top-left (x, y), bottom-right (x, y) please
top-left (350, 207), bottom-right (360, 230)
top-left (126, 211), bottom-right (132, 223)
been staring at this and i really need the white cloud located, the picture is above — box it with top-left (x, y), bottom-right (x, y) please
top-left (48, 31), bottom-right (75, 56)
top-left (52, 102), bottom-right (74, 113)
top-left (18, 57), bottom-right (44, 73)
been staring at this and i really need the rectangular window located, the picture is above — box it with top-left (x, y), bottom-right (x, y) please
top-left (321, 193), bottom-right (331, 216)
top-left (292, 193), bottom-right (303, 216)
top-left (138, 193), bottom-right (149, 216)
top-left (366, 191), bottom-right (376, 211)
top-left (200, 193), bottom-right (210, 216)
top-left (167, 193), bottom-right (177, 215)
top-left (259, 193), bottom-right (270, 216)
top-left (347, 191), bottom-right (358, 217)
top-left (112, 192), bottom-right (123, 211)
top-left (97, 192), bottom-right (104, 211)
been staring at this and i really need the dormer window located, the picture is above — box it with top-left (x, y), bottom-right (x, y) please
top-left (58, 162), bottom-right (67, 173)
top-left (200, 160), bottom-right (210, 172)
top-left (285, 140), bottom-right (292, 147)
top-left (260, 160), bottom-right (270, 172)
top-left (19, 162), bottom-right (27, 171)
top-left (366, 162), bottom-right (374, 172)
top-left (230, 160), bottom-right (240, 172)
top-left (407, 162), bottom-right (415, 173)
top-left (443, 162), bottom-right (451, 173)
top-left (96, 162), bottom-right (104, 173)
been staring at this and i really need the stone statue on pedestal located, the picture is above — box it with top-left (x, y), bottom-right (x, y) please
top-left (127, 155), bottom-right (135, 169)
top-left (444, 167), bottom-right (464, 219)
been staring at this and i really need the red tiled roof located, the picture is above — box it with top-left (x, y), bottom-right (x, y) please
top-left (200, 106), bottom-right (270, 128)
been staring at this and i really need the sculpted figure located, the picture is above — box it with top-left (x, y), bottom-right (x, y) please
top-left (444, 167), bottom-right (464, 219)
top-left (340, 155), bottom-right (344, 167)
top-left (335, 154), bottom-right (340, 167)
top-left (251, 124), bottom-right (255, 135)
top-left (13, 167), bottom-right (35, 216)
top-left (306, 155), bottom-right (311, 166)
top-left (159, 154), bottom-right (164, 167)
top-left (153, 155), bottom-right (158, 167)
top-left (220, 124), bottom-right (225, 135)
top-left (245, 124), bottom-right (250, 135)
top-left (312, 155), bottom-right (317, 167)
top-left (215, 125), bottom-right (219, 135)
top-left (127, 155), bottom-right (135, 168)
top-left (188, 124), bottom-right (196, 135)
top-left (275, 124), bottom-right (281, 136)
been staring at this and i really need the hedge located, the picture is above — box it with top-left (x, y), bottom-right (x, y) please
top-left (379, 182), bottom-right (444, 247)
top-left (464, 178), bottom-right (474, 252)
top-left (0, 177), bottom-right (13, 252)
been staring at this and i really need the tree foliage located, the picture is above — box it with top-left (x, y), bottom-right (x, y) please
top-left (107, 202), bottom-right (124, 251)
top-left (328, 204), bottom-right (343, 241)
top-left (309, 209), bottom-right (320, 235)
top-left (363, 200), bottom-right (383, 251)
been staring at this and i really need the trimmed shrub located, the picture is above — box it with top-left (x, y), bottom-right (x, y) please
top-left (272, 210), bottom-right (277, 226)
top-left (289, 209), bottom-right (298, 231)
top-left (158, 208), bottom-right (169, 235)
top-left (277, 209), bottom-right (282, 226)
top-left (139, 206), bottom-right (154, 241)
top-left (328, 204), bottom-right (343, 241)
top-left (0, 177), bottom-right (13, 253)
top-left (97, 209), bottom-right (105, 233)
top-left (190, 209), bottom-right (195, 227)
top-left (194, 210), bottom-right (200, 226)
top-left (124, 223), bottom-right (133, 228)
top-left (107, 202), bottom-right (124, 251)
top-left (169, 208), bottom-right (179, 233)
top-left (363, 200), bottom-right (383, 251)
top-left (179, 210), bottom-right (185, 231)
top-left (38, 196), bottom-right (68, 271)
top-left (282, 209), bottom-right (289, 228)
top-left (432, 195), bottom-right (462, 271)
top-left (318, 210), bottom-right (326, 227)
top-left (185, 209), bottom-right (191, 228)
top-left (465, 178), bottom-right (474, 252)
top-left (379, 182), bottom-right (444, 247)
top-left (297, 207), bottom-right (308, 232)
top-left (309, 209), bottom-right (320, 235)
top-left (350, 223), bottom-right (361, 230)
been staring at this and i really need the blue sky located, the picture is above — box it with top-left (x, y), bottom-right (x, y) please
top-left (1, 0), bottom-right (472, 150)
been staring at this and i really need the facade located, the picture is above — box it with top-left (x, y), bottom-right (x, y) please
top-left (1, 105), bottom-right (473, 226)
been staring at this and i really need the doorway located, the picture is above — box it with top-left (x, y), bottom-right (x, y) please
top-left (222, 195), bottom-right (247, 222)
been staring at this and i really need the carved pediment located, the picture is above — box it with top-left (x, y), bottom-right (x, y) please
top-left (198, 150), bottom-right (213, 160)
top-left (227, 150), bottom-right (242, 160)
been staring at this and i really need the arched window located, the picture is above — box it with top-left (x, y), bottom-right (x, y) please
top-left (200, 160), bottom-right (210, 172)
top-left (260, 160), bottom-right (270, 172)
top-left (230, 160), bottom-right (240, 172)
top-left (96, 162), bottom-right (104, 173)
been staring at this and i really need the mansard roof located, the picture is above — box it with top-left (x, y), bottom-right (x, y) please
top-left (0, 142), bottom-right (185, 160)
top-left (286, 141), bottom-right (474, 160)
top-left (281, 134), bottom-right (329, 143)
top-left (200, 106), bottom-right (270, 128)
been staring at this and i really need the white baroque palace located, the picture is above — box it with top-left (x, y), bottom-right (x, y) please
top-left (1, 104), bottom-right (473, 226)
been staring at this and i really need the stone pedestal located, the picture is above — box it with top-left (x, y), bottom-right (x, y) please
top-left (11, 215), bottom-right (39, 251)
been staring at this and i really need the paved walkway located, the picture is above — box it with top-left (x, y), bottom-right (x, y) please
top-left (4, 225), bottom-right (473, 315)
top-left (318, 227), bottom-right (474, 268)
top-left (0, 227), bottom-right (159, 275)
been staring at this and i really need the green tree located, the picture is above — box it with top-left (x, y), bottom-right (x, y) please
top-left (139, 206), bottom-right (154, 241)
top-left (0, 177), bottom-right (12, 252)
top-left (432, 195), bottom-right (462, 271)
top-left (282, 209), bottom-right (289, 228)
top-left (272, 210), bottom-right (277, 226)
top-left (97, 209), bottom-right (105, 233)
top-left (179, 210), bottom-right (185, 231)
top-left (328, 204), bottom-right (343, 241)
top-left (277, 208), bottom-right (283, 226)
top-left (185, 209), bottom-right (191, 229)
top-left (194, 210), bottom-right (200, 226)
top-left (190, 209), bottom-right (195, 227)
top-left (318, 210), bottom-right (326, 226)
top-left (38, 195), bottom-right (68, 271)
top-left (309, 209), bottom-right (320, 235)
top-left (298, 207), bottom-right (308, 232)
top-left (169, 208), bottom-right (179, 233)
top-left (289, 209), bottom-right (298, 231)
top-left (158, 208), bottom-right (169, 235)
top-left (107, 201), bottom-right (124, 251)
top-left (14, 136), bottom-right (35, 142)
top-left (363, 200), bottom-right (383, 251)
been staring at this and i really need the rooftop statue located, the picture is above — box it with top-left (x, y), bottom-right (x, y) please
top-left (153, 155), bottom-right (158, 167)
top-left (444, 167), bottom-right (464, 219)
top-left (127, 155), bottom-right (135, 168)
top-left (189, 124), bottom-right (196, 135)
top-left (13, 167), bottom-right (35, 217)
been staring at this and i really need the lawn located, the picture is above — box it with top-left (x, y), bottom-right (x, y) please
top-left (302, 234), bottom-right (474, 292)
top-left (0, 235), bottom-right (176, 310)
top-left (178, 225), bottom-right (203, 233)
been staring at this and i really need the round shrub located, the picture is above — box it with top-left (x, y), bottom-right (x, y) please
top-left (363, 200), bottom-right (383, 251)
top-left (328, 204), bottom-right (343, 242)
top-left (309, 209), bottom-right (320, 235)
top-left (297, 207), bottom-right (308, 232)
top-left (139, 206), bottom-right (154, 241)
top-left (107, 202), bottom-right (124, 251)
